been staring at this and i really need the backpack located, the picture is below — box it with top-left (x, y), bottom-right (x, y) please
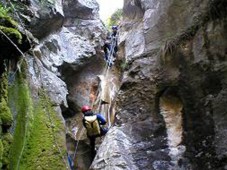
top-left (84, 115), bottom-right (101, 137)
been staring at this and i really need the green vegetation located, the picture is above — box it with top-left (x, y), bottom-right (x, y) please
top-left (0, 3), bottom-right (22, 44)
top-left (19, 91), bottom-right (66, 170)
top-left (0, 140), bottom-right (3, 168)
top-left (8, 73), bottom-right (33, 170)
top-left (106, 9), bottom-right (123, 30)
top-left (2, 133), bottom-right (13, 169)
top-left (8, 72), bottom-right (66, 170)
top-left (120, 60), bottom-right (129, 71)
top-left (0, 4), bottom-right (66, 168)
top-left (0, 26), bottom-right (22, 43)
top-left (0, 98), bottom-right (13, 125)
top-left (0, 72), bottom-right (13, 169)
top-left (0, 4), bottom-right (11, 16)
top-left (0, 72), bottom-right (8, 101)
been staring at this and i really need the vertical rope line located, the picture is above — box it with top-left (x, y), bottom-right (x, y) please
top-left (71, 33), bottom-right (118, 166)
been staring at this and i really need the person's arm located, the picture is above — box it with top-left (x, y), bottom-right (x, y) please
top-left (96, 114), bottom-right (106, 125)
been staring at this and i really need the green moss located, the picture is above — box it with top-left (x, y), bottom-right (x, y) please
top-left (0, 73), bottom-right (12, 126)
top-left (0, 14), bottom-right (18, 28)
top-left (120, 61), bottom-right (129, 71)
top-left (0, 72), bottom-right (8, 101)
top-left (8, 73), bottom-right (33, 170)
top-left (0, 119), bottom-right (2, 135)
top-left (2, 133), bottom-right (13, 170)
top-left (0, 3), bottom-right (22, 44)
top-left (8, 72), bottom-right (66, 170)
top-left (0, 71), bottom-right (13, 169)
top-left (0, 139), bottom-right (3, 169)
top-left (0, 3), bottom-right (11, 16)
top-left (0, 97), bottom-right (13, 125)
top-left (0, 26), bottom-right (22, 44)
top-left (19, 91), bottom-right (66, 170)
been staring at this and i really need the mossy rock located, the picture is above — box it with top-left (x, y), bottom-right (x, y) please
top-left (8, 73), bottom-right (66, 169)
top-left (0, 119), bottom-right (2, 135)
top-left (0, 97), bottom-right (13, 126)
top-left (2, 133), bottom-right (13, 169)
top-left (0, 25), bottom-right (22, 44)
top-left (19, 92), bottom-right (66, 170)
top-left (0, 14), bottom-right (18, 28)
top-left (0, 4), bottom-right (22, 44)
top-left (0, 139), bottom-right (3, 169)
top-left (0, 72), bottom-right (8, 102)
top-left (8, 73), bottom-right (33, 169)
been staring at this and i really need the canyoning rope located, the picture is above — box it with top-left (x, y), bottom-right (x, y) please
top-left (71, 75), bottom-right (103, 161)
top-left (71, 35), bottom-right (118, 165)
top-left (105, 35), bottom-right (118, 128)
top-left (95, 35), bottom-right (117, 123)
top-left (104, 35), bottom-right (117, 74)
top-left (0, 30), bottom-right (26, 58)
top-left (71, 81), bottom-right (100, 162)
top-left (0, 29), bottom-right (28, 84)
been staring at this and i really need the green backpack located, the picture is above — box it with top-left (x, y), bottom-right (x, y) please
top-left (84, 115), bottom-right (101, 137)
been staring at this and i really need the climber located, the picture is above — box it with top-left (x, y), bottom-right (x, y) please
top-left (111, 26), bottom-right (118, 61)
top-left (103, 35), bottom-right (113, 67)
top-left (81, 105), bottom-right (108, 155)
top-left (111, 25), bottom-right (118, 37)
top-left (103, 36), bottom-right (111, 61)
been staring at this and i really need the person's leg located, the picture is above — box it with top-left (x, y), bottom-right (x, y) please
top-left (100, 127), bottom-right (108, 136)
top-left (89, 136), bottom-right (95, 151)
top-left (104, 53), bottom-right (108, 61)
top-left (89, 136), bottom-right (96, 156)
top-left (88, 136), bottom-right (97, 158)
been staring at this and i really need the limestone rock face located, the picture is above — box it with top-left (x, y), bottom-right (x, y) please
top-left (23, 0), bottom-right (110, 169)
top-left (92, 0), bottom-right (227, 170)
top-left (24, 3), bottom-right (106, 168)
top-left (63, 0), bottom-right (99, 19)
top-left (19, 0), bottom-right (64, 39)
top-left (1, 0), bottom-right (107, 169)
top-left (25, 0), bottom-right (106, 108)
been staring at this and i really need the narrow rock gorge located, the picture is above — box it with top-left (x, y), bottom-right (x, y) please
top-left (0, 0), bottom-right (227, 170)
